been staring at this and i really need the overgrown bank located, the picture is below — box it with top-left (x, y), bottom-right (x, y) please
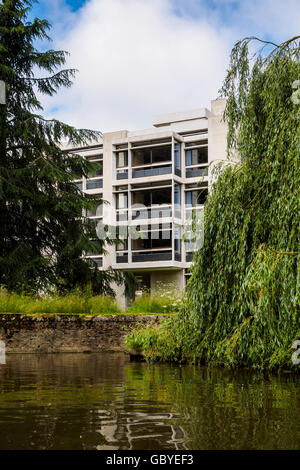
top-left (126, 37), bottom-right (300, 371)
top-left (0, 285), bottom-right (180, 315)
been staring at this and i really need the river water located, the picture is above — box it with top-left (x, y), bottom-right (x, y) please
top-left (0, 353), bottom-right (299, 450)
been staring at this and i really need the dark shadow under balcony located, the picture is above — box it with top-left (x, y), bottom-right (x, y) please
top-left (186, 252), bottom-right (195, 262)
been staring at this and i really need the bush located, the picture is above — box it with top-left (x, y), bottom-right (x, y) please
top-left (125, 319), bottom-right (183, 362)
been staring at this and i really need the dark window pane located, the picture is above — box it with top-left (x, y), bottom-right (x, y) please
top-left (152, 146), bottom-right (171, 163)
top-left (186, 147), bottom-right (208, 165)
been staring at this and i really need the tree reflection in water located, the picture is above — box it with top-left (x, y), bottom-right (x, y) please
top-left (0, 353), bottom-right (299, 450)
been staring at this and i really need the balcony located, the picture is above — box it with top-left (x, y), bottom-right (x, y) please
top-left (132, 164), bottom-right (172, 178)
top-left (116, 210), bottom-right (128, 222)
top-left (86, 178), bottom-right (103, 190)
top-left (132, 249), bottom-right (172, 262)
top-left (185, 167), bottom-right (208, 178)
top-left (86, 256), bottom-right (103, 267)
top-left (131, 187), bottom-right (172, 220)
top-left (117, 170), bottom-right (128, 180)
top-left (116, 253), bottom-right (128, 263)
top-left (131, 204), bottom-right (172, 220)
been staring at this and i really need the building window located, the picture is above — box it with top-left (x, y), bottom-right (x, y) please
top-left (174, 184), bottom-right (181, 217)
top-left (185, 188), bottom-right (208, 206)
top-left (186, 147), bottom-right (208, 166)
top-left (116, 151), bottom-right (128, 168)
top-left (132, 146), bottom-right (171, 166)
top-left (174, 142), bottom-right (181, 169)
top-left (87, 162), bottom-right (103, 178)
top-left (116, 239), bottom-right (128, 251)
top-left (132, 187), bottom-right (171, 207)
top-left (86, 195), bottom-right (103, 217)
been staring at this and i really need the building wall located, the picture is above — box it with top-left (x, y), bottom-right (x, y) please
top-left (150, 270), bottom-right (183, 292)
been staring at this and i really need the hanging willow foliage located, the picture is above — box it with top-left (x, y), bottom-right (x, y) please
top-left (126, 36), bottom-right (300, 370)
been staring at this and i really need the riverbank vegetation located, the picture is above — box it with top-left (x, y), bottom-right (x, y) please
top-left (0, 289), bottom-right (121, 315)
top-left (126, 36), bottom-right (300, 370)
top-left (127, 283), bottom-right (182, 314)
top-left (0, 287), bottom-right (177, 315)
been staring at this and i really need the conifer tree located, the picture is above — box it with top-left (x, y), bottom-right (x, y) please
top-left (0, 0), bottom-right (121, 294)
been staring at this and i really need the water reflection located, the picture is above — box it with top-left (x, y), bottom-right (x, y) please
top-left (0, 353), bottom-right (299, 450)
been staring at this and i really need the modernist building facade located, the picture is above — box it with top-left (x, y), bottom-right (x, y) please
top-left (71, 99), bottom-right (227, 307)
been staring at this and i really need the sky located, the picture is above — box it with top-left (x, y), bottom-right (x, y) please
top-left (28, 0), bottom-right (300, 132)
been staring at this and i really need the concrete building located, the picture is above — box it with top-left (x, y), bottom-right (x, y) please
top-left (72, 99), bottom-right (227, 308)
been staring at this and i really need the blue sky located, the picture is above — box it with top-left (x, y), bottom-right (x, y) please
top-left (27, 0), bottom-right (300, 132)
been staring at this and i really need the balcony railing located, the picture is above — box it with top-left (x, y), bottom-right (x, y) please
top-left (87, 256), bottom-right (103, 267)
top-left (185, 167), bottom-right (208, 178)
top-left (117, 171), bottom-right (128, 180)
top-left (132, 165), bottom-right (172, 178)
top-left (116, 210), bottom-right (128, 221)
top-left (132, 249), bottom-right (172, 262)
top-left (116, 253), bottom-right (128, 263)
top-left (86, 179), bottom-right (103, 190)
top-left (131, 205), bottom-right (172, 220)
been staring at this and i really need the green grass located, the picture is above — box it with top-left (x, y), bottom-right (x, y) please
top-left (127, 285), bottom-right (183, 314)
top-left (0, 311), bottom-right (174, 316)
top-left (0, 290), bottom-right (121, 315)
top-left (0, 289), bottom-right (175, 316)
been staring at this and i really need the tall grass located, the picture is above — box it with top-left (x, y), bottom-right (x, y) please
top-left (0, 289), bottom-right (121, 314)
top-left (128, 283), bottom-right (182, 314)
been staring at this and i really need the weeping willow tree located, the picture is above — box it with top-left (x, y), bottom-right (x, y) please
top-left (126, 36), bottom-right (300, 370)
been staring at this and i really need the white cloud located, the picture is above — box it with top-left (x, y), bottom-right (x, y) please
top-left (40, 0), bottom-right (300, 133)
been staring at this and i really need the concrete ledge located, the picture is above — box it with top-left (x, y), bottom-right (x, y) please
top-left (0, 314), bottom-right (164, 354)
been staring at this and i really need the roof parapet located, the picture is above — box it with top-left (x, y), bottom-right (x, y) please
top-left (153, 108), bottom-right (211, 128)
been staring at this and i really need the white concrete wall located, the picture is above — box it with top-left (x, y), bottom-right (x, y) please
top-left (150, 270), bottom-right (183, 292)
top-left (208, 99), bottom-right (228, 187)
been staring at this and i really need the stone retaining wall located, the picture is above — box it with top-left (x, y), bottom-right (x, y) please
top-left (0, 314), bottom-right (163, 353)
